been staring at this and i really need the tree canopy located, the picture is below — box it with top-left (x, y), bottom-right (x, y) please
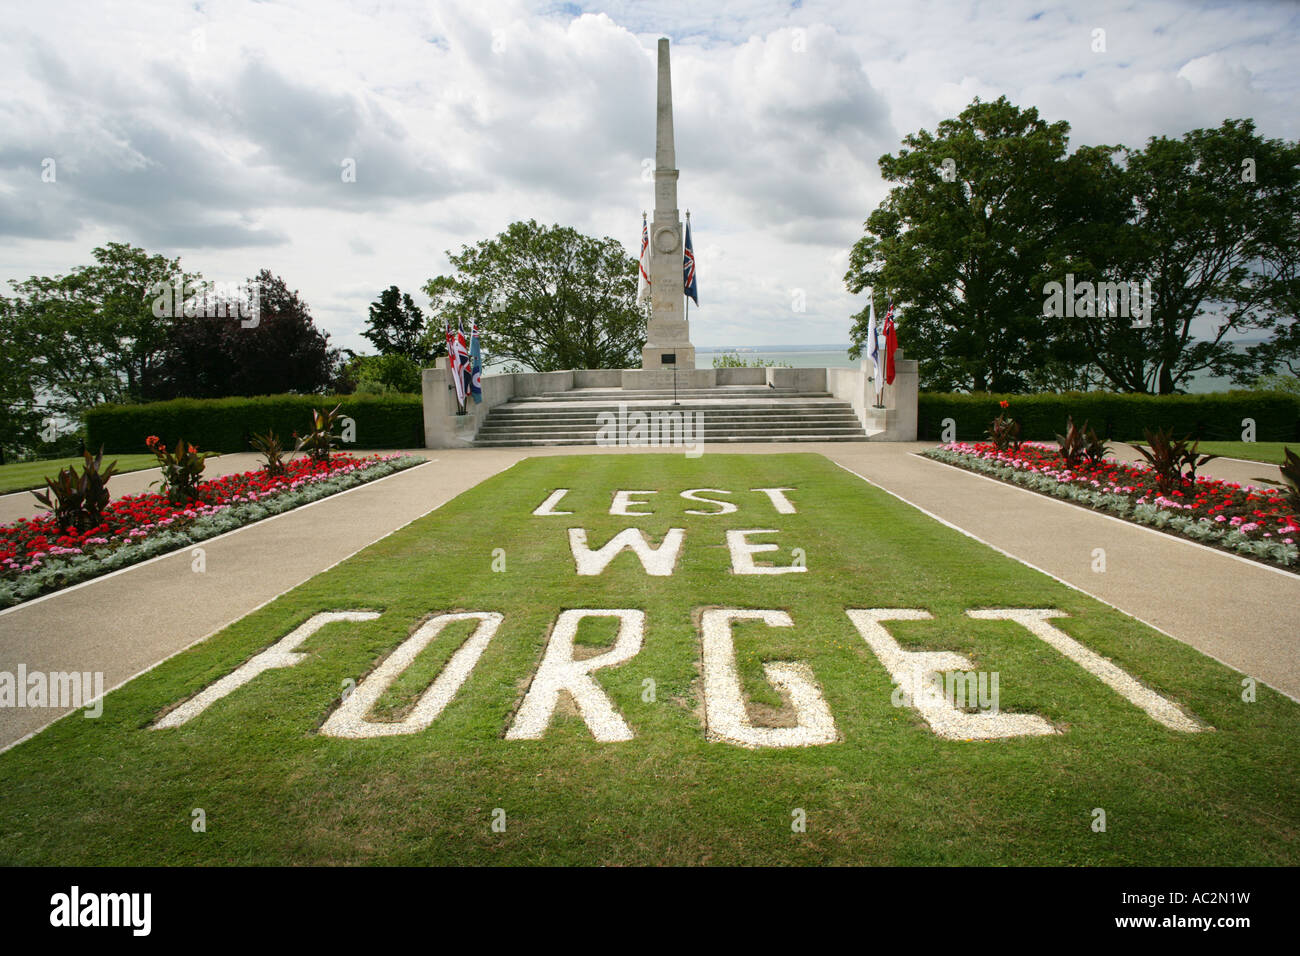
top-left (846, 99), bottom-right (1300, 394)
top-left (152, 270), bottom-right (340, 399)
top-left (423, 219), bottom-right (646, 372)
top-left (362, 286), bottom-right (440, 365)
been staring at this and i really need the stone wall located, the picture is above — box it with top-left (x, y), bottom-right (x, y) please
top-left (827, 353), bottom-right (918, 440)
top-left (421, 361), bottom-right (920, 447)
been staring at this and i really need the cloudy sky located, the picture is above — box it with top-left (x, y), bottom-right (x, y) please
top-left (1, 0), bottom-right (1297, 354)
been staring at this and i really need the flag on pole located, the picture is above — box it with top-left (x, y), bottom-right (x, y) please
top-left (444, 319), bottom-right (461, 407)
top-left (468, 321), bottom-right (483, 404)
top-left (882, 302), bottom-right (899, 386)
top-left (637, 214), bottom-right (651, 304)
top-left (683, 218), bottom-right (698, 306)
top-left (450, 321), bottom-right (469, 408)
top-left (866, 296), bottom-right (882, 403)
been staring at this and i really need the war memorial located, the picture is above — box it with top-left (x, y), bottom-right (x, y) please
top-left (0, 19), bottom-right (1297, 917)
top-left (422, 39), bottom-right (918, 450)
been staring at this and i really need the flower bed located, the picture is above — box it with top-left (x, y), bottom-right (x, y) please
top-left (0, 453), bottom-right (424, 607)
top-left (924, 441), bottom-right (1300, 571)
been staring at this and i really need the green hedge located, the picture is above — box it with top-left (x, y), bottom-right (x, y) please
top-left (918, 390), bottom-right (1300, 443)
top-left (84, 394), bottom-right (424, 454)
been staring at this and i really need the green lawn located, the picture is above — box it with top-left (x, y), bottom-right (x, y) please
top-left (1186, 441), bottom-right (1294, 465)
top-left (1, 453), bottom-right (1296, 865)
top-left (0, 454), bottom-right (160, 494)
top-left (1121, 440), bottom-right (1293, 465)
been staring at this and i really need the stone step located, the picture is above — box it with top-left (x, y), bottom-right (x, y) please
top-left (473, 387), bottom-right (869, 446)
top-left (491, 400), bottom-right (851, 414)
top-left (473, 433), bottom-right (870, 447)
top-left (476, 427), bottom-right (868, 441)
top-left (486, 416), bottom-right (859, 426)
top-left (484, 410), bottom-right (861, 423)
top-left (511, 389), bottom-right (832, 402)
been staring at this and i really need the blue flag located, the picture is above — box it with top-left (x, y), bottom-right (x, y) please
top-left (469, 322), bottom-right (483, 404)
top-left (683, 219), bottom-right (698, 306)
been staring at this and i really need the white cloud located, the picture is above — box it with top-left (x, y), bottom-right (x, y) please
top-left (0, 0), bottom-right (1295, 351)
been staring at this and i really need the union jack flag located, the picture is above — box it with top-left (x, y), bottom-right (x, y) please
top-left (637, 215), bottom-right (650, 303)
top-left (683, 218), bottom-right (698, 306)
top-left (450, 321), bottom-right (470, 408)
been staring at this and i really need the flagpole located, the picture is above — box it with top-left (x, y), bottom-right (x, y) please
top-left (684, 209), bottom-right (690, 328)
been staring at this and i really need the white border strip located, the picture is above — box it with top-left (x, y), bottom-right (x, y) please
top-left (831, 459), bottom-right (1300, 705)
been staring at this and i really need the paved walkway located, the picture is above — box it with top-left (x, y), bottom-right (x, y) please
top-left (0, 450), bottom-right (520, 749)
top-left (2, 441), bottom-right (1297, 751)
top-left (821, 444), bottom-right (1300, 703)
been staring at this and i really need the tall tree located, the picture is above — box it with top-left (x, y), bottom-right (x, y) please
top-left (1069, 120), bottom-right (1300, 393)
top-left (423, 220), bottom-right (646, 372)
top-left (362, 286), bottom-right (439, 364)
top-left (0, 296), bottom-right (43, 462)
top-left (844, 97), bottom-right (1083, 392)
top-left (6, 243), bottom-right (193, 414)
top-left (1233, 176), bottom-right (1300, 387)
top-left (154, 270), bottom-right (339, 398)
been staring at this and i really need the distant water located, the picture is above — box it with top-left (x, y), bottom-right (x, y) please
top-left (489, 344), bottom-right (1250, 392)
top-left (700, 348), bottom-right (1244, 392)
top-left (698, 348), bottom-right (858, 369)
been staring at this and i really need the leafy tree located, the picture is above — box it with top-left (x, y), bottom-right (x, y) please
top-left (1073, 120), bottom-right (1300, 393)
top-left (0, 296), bottom-right (44, 462)
top-left (423, 220), bottom-right (645, 372)
top-left (1233, 185), bottom-right (1300, 386)
top-left (154, 271), bottom-right (339, 398)
top-left (6, 243), bottom-right (193, 414)
top-left (336, 352), bottom-right (424, 394)
top-left (844, 97), bottom-right (1085, 392)
top-left (362, 286), bottom-right (440, 364)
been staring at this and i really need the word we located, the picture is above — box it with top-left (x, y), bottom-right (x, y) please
top-left (152, 607), bottom-right (1204, 747)
top-left (541, 487), bottom-right (808, 575)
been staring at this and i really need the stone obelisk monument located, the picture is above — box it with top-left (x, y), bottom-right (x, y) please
top-left (641, 37), bottom-right (695, 372)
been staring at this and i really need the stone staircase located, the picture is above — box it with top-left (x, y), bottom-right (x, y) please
top-left (472, 386), bottom-right (871, 447)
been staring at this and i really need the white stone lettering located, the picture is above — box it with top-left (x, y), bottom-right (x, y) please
top-left (752, 487), bottom-right (798, 514)
top-left (726, 529), bottom-right (806, 574)
top-left (610, 489), bottom-right (658, 516)
top-left (569, 527), bottom-right (684, 575)
top-left (320, 612), bottom-right (503, 738)
top-left (680, 488), bottom-right (737, 515)
top-left (699, 609), bottom-right (837, 748)
top-left (966, 609), bottom-right (1205, 732)
top-left (152, 611), bottom-right (380, 728)
top-left (532, 489), bottom-right (573, 516)
top-left (845, 608), bottom-right (1057, 740)
top-left (505, 609), bottom-right (644, 741)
